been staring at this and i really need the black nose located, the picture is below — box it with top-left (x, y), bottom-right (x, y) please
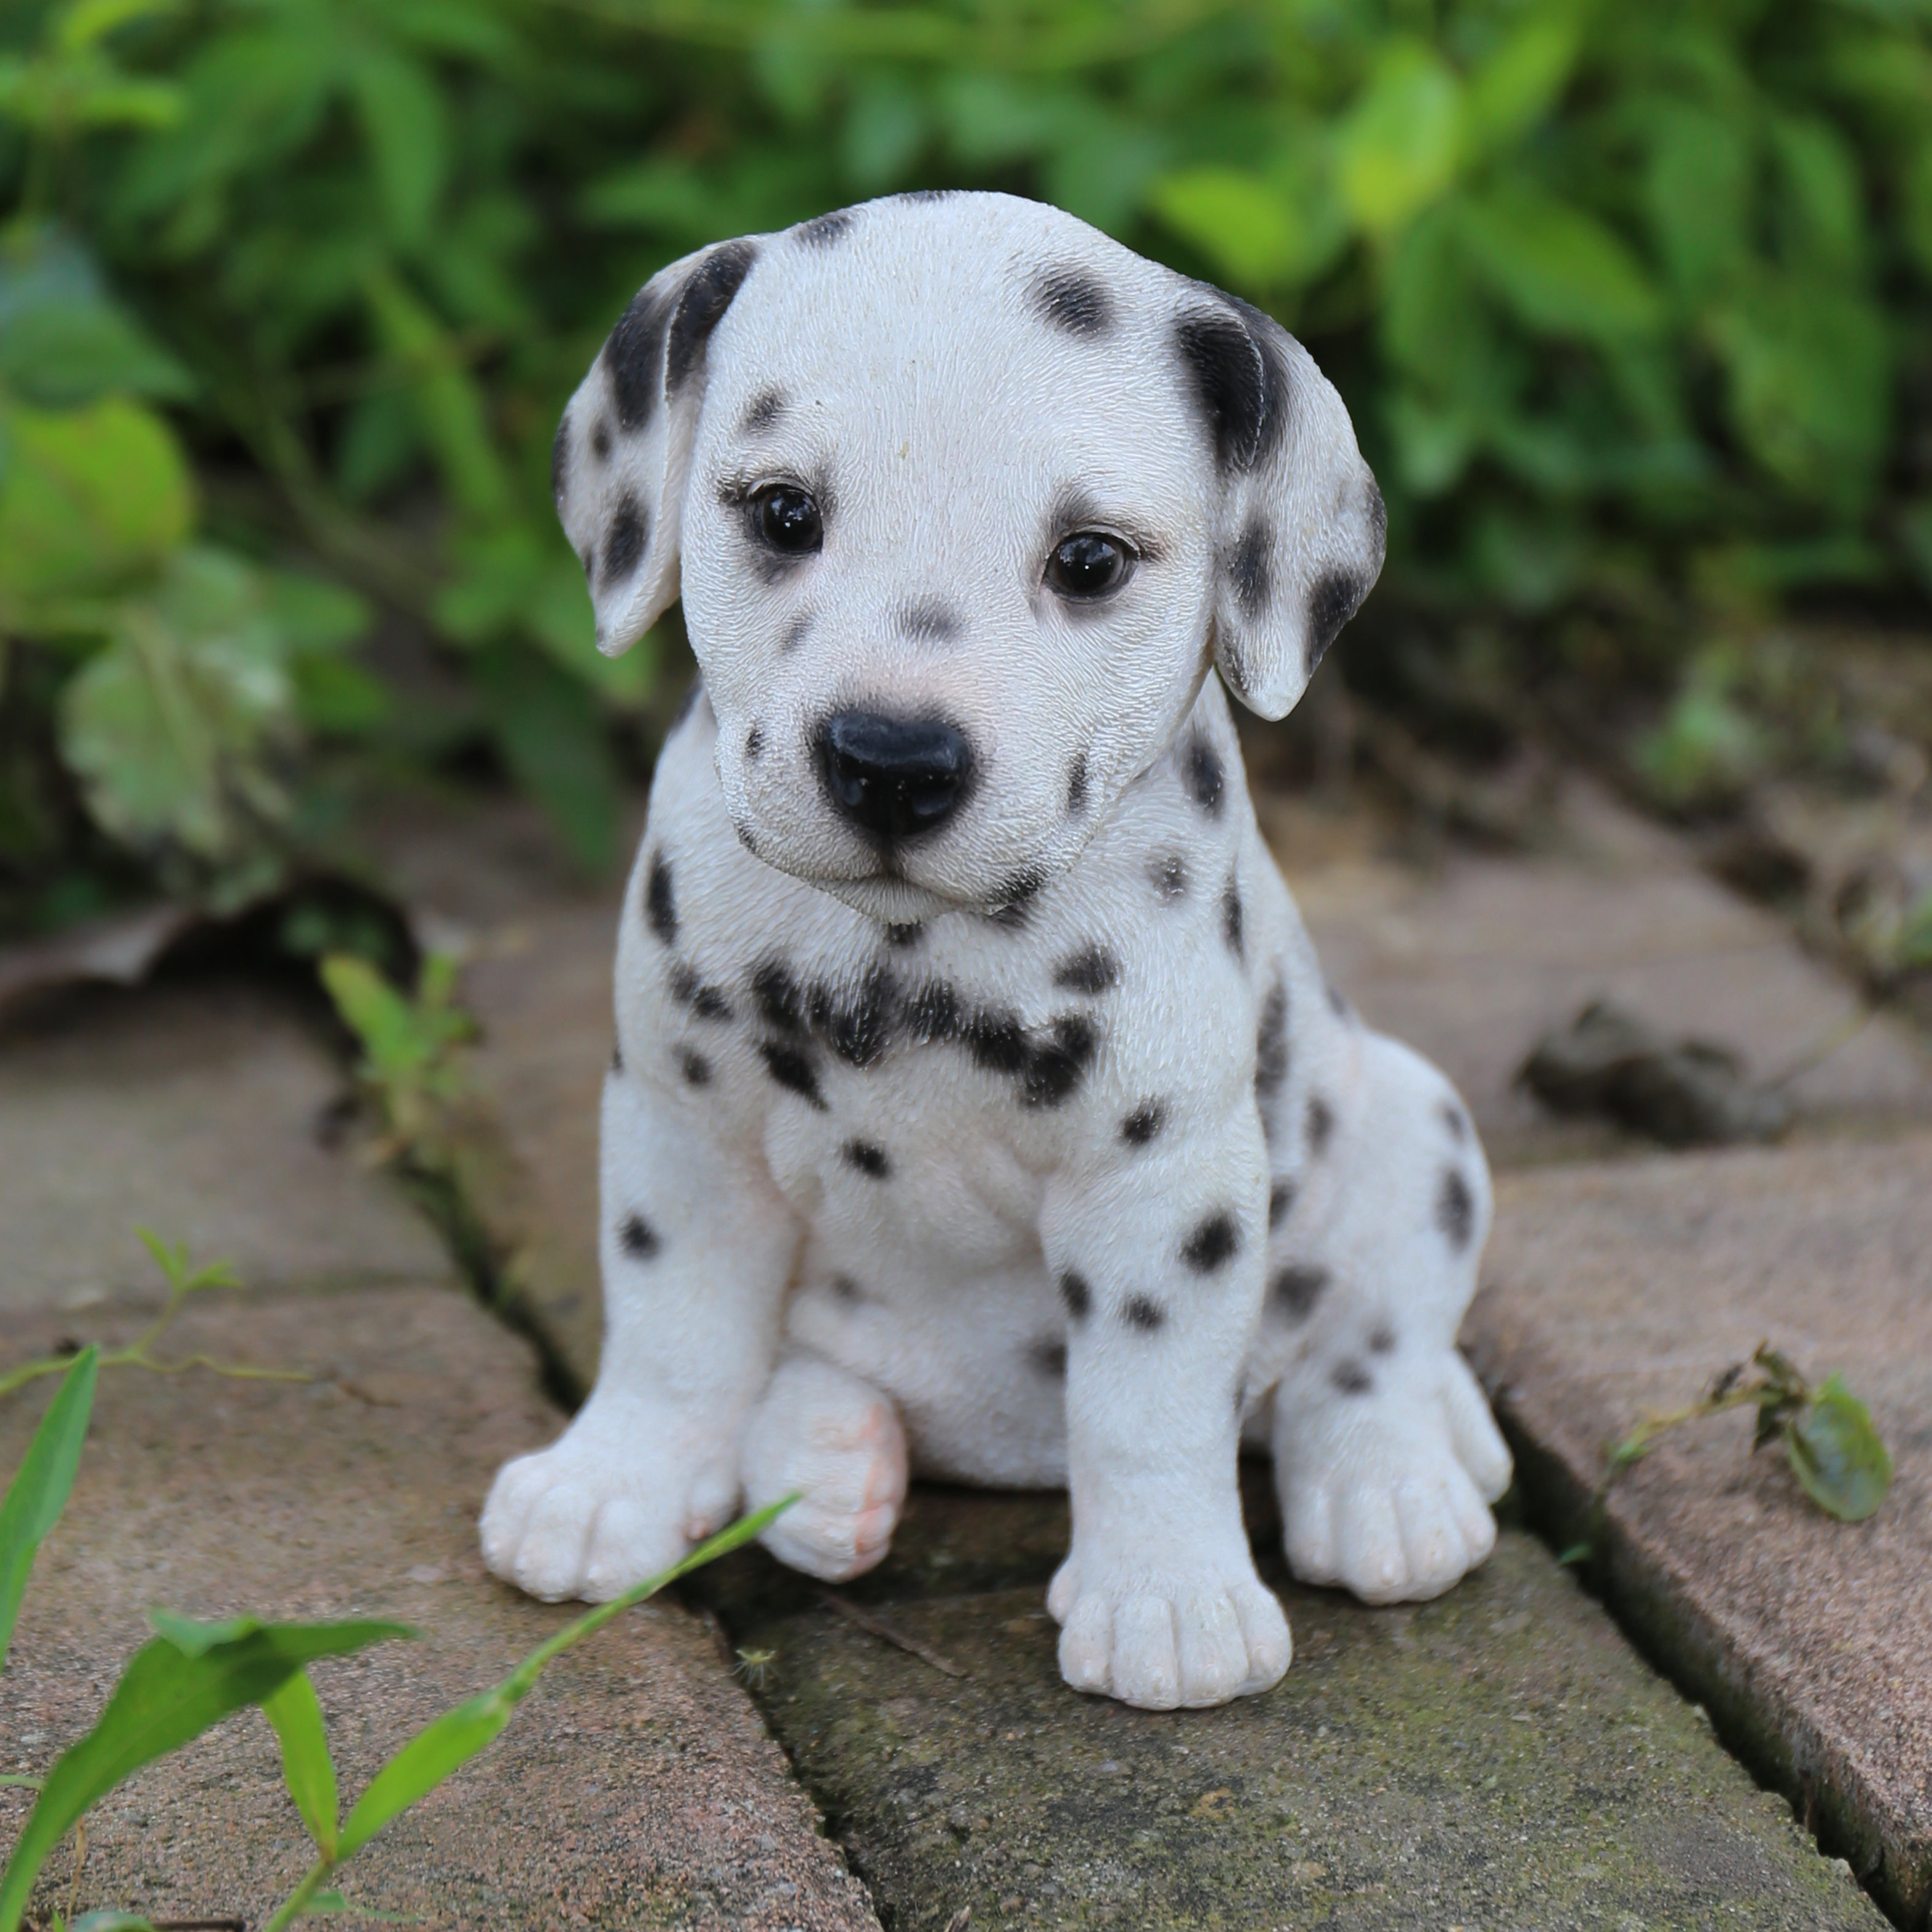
top-left (816, 710), bottom-right (973, 841)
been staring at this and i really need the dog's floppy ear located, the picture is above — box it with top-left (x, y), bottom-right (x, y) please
top-left (551, 237), bottom-right (762, 656)
top-left (1174, 290), bottom-right (1386, 719)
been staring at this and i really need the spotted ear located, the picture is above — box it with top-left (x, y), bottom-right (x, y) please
top-left (1174, 291), bottom-right (1385, 720)
top-left (551, 238), bottom-right (761, 656)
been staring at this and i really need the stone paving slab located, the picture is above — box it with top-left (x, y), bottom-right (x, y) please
top-left (1465, 1136), bottom-right (1932, 1928)
top-left (0, 981), bottom-right (453, 1309)
top-left (1, 1287), bottom-right (879, 1931)
top-left (686, 1481), bottom-right (1888, 1932)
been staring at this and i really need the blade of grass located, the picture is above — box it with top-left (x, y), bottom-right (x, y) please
top-left (0, 1346), bottom-right (98, 1673)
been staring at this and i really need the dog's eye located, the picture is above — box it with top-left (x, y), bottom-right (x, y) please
top-left (750, 484), bottom-right (823, 555)
top-left (1046, 531), bottom-right (1133, 600)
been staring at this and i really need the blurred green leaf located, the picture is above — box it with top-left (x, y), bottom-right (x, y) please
top-left (1460, 185), bottom-right (1662, 340)
top-left (1149, 167), bottom-right (1304, 286)
top-left (1463, 11), bottom-right (1581, 155)
top-left (0, 1347), bottom-right (98, 1675)
top-left (1784, 1374), bottom-right (1892, 1522)
top-left (353, 47), bottom-right (450, 249)
top-left (1336, 41), bottom-right (1463, 235)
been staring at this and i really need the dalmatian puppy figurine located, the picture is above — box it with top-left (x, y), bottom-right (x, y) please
top-left (482, 190), bottom-right (1513, 1710)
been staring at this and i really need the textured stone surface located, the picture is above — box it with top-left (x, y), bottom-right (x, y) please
top-left (688, 1482), bottom-right (1887, 1932)
top-left (0, 982), bottom-right (453, 1311)
top-left (1, 1288), bottom-right (879, 1931)
top-left (1467, 1137), bottom-right (1932, 1928)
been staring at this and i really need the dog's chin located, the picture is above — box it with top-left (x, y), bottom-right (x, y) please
top-left (809, 874), bottom-right (966, 924)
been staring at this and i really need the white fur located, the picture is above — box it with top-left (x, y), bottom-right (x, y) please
top-left (482, 193), bottom-right (1509, 1709)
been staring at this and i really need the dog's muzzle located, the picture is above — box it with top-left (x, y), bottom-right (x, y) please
top-left (814, 709), bottom-right (974, 841)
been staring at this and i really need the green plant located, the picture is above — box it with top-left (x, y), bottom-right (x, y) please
top-left (0, 1346), bottom-right (794, 1930)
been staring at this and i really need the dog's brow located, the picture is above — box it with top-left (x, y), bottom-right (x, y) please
top-left (739, 388), bottom-right (787, 436)
top-left (1043, 486), bottom-right (1167, 564)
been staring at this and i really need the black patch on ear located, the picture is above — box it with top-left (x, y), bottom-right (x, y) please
top-left (1174, 295), bottom-right (1289, 474)
top-left (901, 188), bottom-right (956, 203)
top-left (741, 388), bottom-right (785, 434)
top-left (1067, 750), bottom-right (1089, 816)
top-left (1121, 1100), bottom-right (1166, 1146)
top-left (646, 850), bottom-right (677, 945)
top-left (592, 418), bottom-right (612, 461)
top-left (744, 725), bottom-right (764, 762)
top-left (760, 1038), bottom-right (826, 1109)
top-left (1268, 1178), bottom-right (1295, 1229)
top-left (1030, 1337), bottom-right (1069, 1379)
top-left (884, 922), bottom-right (923, 949)
top-left (679, 1048), bottom-right (712, 1086)
top-left (1030, 265), bottom-right (1113, 336)
top-left (618, 1212), bottom-right (660, 1260)
top-left (666, 241), bottom-right (758, 395)
top-left (1149, 853), bottom-right (1188, 903)
top-left (1368, 1323), bottom-right (1396, 1355)
top-left (1221, 878), bottom-right (1244, 959)
top-left (1180, 1211), bottom-right (1239, 1274)
top-left (797, 209), bottom-right (853, 247)
top-left (1054, 945), bottom-right (1118, 995)
top-left (1306, 571), bottom-right (1368, 674)
top-left (1255, 980), bottom-right (1288, 1099)
top-left (1270, 1263), bottom-right (1328, 1322)
top-left (605, 285), bottom-right (673, 434)
top-left (1306, 1093), bottom-right (1334, 1156)
top-left (1438, 1168), bottom-right (1475, 1250)
top-left (1059, 1271), bottom-right (1092, 1321)
top-left (1333, 1359), bottom-right (1373, 1396)
top-left (900, 599), bottom-right (959, 644)
top-left (1123, 1295), bottom-right (1166, 1333)
top-left (842, 1137), bottom-right (891, 1178)
top-left (600, 494), bottom-right (648, 589)
top-left (1229, 515), bottom-right (1271, 618)
top-left (550, 410), bottom-right (571, 504)
top-left (1183, 734), bottom-right (1224, 816)
top-left (752, 957), bottom-right (806, 1032)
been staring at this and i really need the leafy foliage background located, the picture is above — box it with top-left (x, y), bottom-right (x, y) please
top-left (2, 0), bottom-right (1929, 929)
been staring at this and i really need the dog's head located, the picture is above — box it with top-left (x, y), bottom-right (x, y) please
top-left (554, 192), bottom-right (1383, 923)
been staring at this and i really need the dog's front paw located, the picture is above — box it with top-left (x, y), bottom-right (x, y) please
top-left (1275, 1350), bottom-right (1510, 1605)
top-left (1046, 1550), bottom-right (1291, 1710)
top-left (480, 1406), bottom-right (733, 1604)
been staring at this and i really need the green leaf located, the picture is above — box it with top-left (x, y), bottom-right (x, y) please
top-left (1463, 13), bottom-right (1581, 156)
top-left (263, 1667), bottom-right (340, 1856)
top-left (1459, 185), bottom-right (1662, 341)
top-left (0, 1346), bottom-right (98, 1675)
top-left (0, 230), bottom-right (192, 407)
top-left (68, 1914), bottom-right (160, 1931)
top-left (0, 1617), bottom-right (408, 1932)
top-left (353, 49), bottom-right (448, 249)
top-left (1645, 104), bottom-right (1752, 303)
top-left (1147, 168), bottom-right (1306, 288)
top-left (1336, 41), bottom-right (1463, 236)
top-left (1783, 1375), bottom-right (1892, 1523)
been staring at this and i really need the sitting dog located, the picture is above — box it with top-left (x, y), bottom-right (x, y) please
top-left (481, 191), bottom-right (1511, 1710)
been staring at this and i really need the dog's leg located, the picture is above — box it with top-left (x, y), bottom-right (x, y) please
top-left (480, 1063), bottom-right (800, 1602)
top-left (1041, 1107), bottom-right (1291, 1710)
top-left (1266, 1031), bottom-right (1512, 1603)
top-left (740, 1352), bottom-right (910, 1581)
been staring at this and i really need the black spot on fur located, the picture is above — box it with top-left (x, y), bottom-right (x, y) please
top-left (900, 599), bottom-right (959, 644)
top-left (670, 675), bottom-right (704, 731)
top-left (646, 850), bottom-right (677, 945)
top-left (1229, 515), bottom-right (1271, 618)
top-left (1441, 1100), bottom-right (1468, 1143)
top-left (759, 1039), bottom-right (825, 1109)
top-left (1438, 1168), bottom-right (1475, 1250)
top-left (1059, 1271), bottom-right (1092, 1321)
top-left (1149, 854), bottom-right (1188, 903)
top-left (600, 494), bottom-right (647, 588)
top-left (1030, 1337), bottom-right (1069, 1379)
top-left (900, 188), bottom-right (956, 203)
top-left (1181, 1210), bottom-right (1240, 1274)
top-left (842, 1137), bottom-right (891, 1178)
top-left (592, 418), bottom-right (612, 461)
top-left (550, 410), bottom-right (571, 503)
top-left (618, 1212), bottom-right (659, 1260)
top-left (680, 1048), bottom-right (712, 1086)
top-left (1022, 1015), bottom-right (1096, 1108)
top-left (604, 284), bottom-right (672, 433)
top-left (1123, 1295), bottom-right (1166, 1333)
top-left (797, 209), bottom-right (853, 247)
top-left (884, 922), bottom-right (923, 949)
top-left (1270, 1263), bottom-right (1328, 1323)
top-left (745, 725), bottom-right (764, 761)
top-left (986, 870), bottom-right (1046, 930)
top-left (1306, 571), bottom-right (1367, 674)
top-left (1121, 1100), bottom-right (1166, 1147)
top-left (1054, 945), bottom-right (1118, 995)
top-left (1174, 295), bottom-right (1290, 474)
top-left (1255, 980), bottom-right (1289, 1099)
top-left (781, 611), bottom-right (812, 653)
top-left (904, 978), bottom-right (961, 1045)
top-left (666, 240), bottom-right (757, 394)
top-left (1183, 734), bottom-right (1224, 816)
top-left (752, 957), bottom-right (806, 1032)
top-left (1368, 1323), bottom-right (1396, 1355)
top-left (1067, 750), bottom-right (1089, 815)
top-left (1326, 981), bottom-right (1348, 1018)
top-left (1030, 265), bottom-right (1113, 336)
top-left (1268, 1178), bottom-right (1295, 1229)
top-left (810, 967), bottom-right (897, 1069)
top-left (1221, 878), bottom-right (1244, 959)
top-left (666, 961), bottom-right (733, 1022)
top-left (1333, 1359), bottom-right (1373, 1396)
top-left (830, 1272), bottom-right (863, 1303)
top-left (741, 388), bottom-right (785, 434)
top-left (1306, 1094), bottom-right (1335, 1156)
top-left (610, 1042), bottom-right (624, 1074)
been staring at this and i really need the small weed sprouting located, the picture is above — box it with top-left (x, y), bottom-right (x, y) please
top-left (0, 1233), bottom-right (308, 1406)
top-left (0, 1349), bottom-right (797, 1930)
top-left (732, 1646), bottom-right (779, 1691)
